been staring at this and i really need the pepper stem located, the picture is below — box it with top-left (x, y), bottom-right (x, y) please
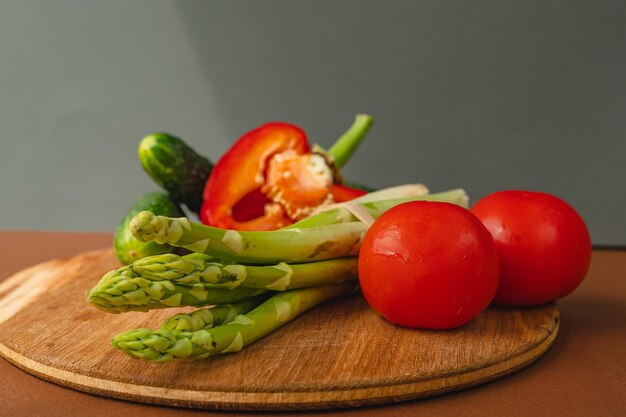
top-left (327, 114), bottom-right (374, 169)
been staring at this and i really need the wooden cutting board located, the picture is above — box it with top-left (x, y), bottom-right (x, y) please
top-left (0, 248), bottom-right (559, 411)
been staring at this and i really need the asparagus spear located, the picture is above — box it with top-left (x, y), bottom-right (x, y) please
top-left (128, 189), bottom-right (469, 264)
top-left (129, 253), bottom-right (358, 290)
top-left (130, 211), bottom-right (367, 264)
top-left (112, 282), bottom-right (356, 361)
top-left (86, 266), bottom-right (267, 314)
top-left (160, 294), bottom-right (270, 333)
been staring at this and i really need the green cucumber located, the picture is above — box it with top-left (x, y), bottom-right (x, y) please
top-left (138, 133), bottom-right (213, 214)
top-left (114, 191), bottom-right (186, 265)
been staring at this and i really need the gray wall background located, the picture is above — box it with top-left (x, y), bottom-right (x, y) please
top-left (1, 1), bottom-right (625, 245)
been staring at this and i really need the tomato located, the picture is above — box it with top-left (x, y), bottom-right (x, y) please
top-left (470, 190), bottom-right (591, 306)
top-left (358, 201), bottom-right (499, 330)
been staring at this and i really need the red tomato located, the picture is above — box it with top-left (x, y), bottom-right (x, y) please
top-left (358, 201), bottom-right (499, 330)
top-left (470, 190), bottom-right (591, 306)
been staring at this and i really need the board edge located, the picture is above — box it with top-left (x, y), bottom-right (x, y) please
top-left (0, 314), bottom-right (559, 411)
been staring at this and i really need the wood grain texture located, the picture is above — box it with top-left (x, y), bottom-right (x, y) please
top-left (0, 248), bottom-right (559, 410)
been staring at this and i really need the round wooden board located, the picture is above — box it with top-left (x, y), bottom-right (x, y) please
top-left (0, 248), bottom-right (559, 411)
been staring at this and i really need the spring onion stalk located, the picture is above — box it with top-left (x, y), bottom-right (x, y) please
top-left (289, 188), bottom-right (469, 229)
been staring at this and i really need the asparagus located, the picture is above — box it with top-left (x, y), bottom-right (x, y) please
top-left (112, 282), bottom-right (356, 361)
top-left (129, 253), bottom-right (358, 290)
top-left (160, 294), bottom-right (270, 333)
top-left (128, 189), bottom-right (469, 264)
top-left (130, 211), bottom-right (367, 264)
top-left (86, 265), bottom-right (267, 313)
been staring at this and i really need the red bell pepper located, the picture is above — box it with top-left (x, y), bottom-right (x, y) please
top-left (200, 116), bottom-right (372, 231)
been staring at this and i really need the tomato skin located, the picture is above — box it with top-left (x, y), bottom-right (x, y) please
top-left (358, 201), bottom-right (499, 330)
top-left (470, 190), bottom-right (591, 306)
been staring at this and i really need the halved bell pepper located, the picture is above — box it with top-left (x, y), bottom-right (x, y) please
top-left (200, 115), bottom-right (373, 231)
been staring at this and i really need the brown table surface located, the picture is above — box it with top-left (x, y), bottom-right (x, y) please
top-left (0, 231), bottom-right (624, 417)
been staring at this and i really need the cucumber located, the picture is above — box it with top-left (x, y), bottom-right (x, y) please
top-left (138, 133), bottom-right (213, 214)
top-left (114, 191), bottom-right (186, 265)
